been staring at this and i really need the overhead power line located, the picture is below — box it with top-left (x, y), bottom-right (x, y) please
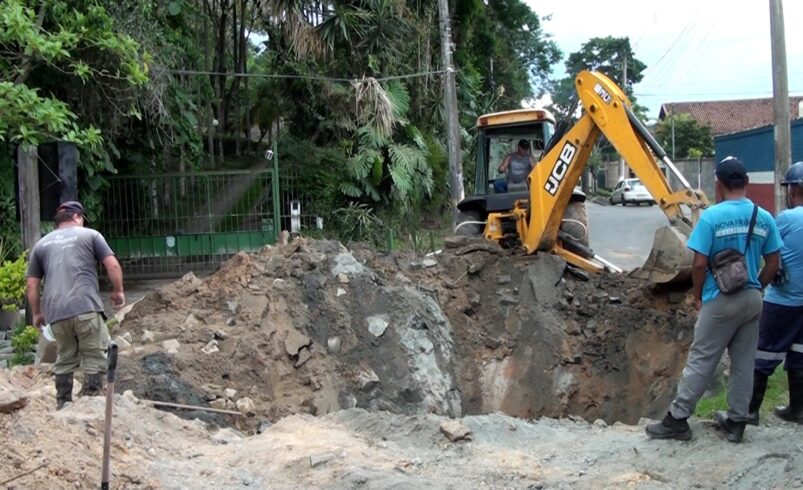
top-left (167, 68), bottom-right (449, 83)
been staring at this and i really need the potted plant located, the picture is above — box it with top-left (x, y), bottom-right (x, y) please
top-left (0, 250), bottom-right (27, 331)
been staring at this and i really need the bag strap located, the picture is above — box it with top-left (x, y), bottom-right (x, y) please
top-left (744, 204), bottom-right (759, 254)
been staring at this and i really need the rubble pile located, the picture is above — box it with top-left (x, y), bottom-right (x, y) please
top-left (114, 237), bottom-right (695, 429)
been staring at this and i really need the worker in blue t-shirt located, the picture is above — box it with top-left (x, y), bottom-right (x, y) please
top-left (748, 161), bottom-right (803, 426)
top-left (647, 156), bottom-right (782, 443)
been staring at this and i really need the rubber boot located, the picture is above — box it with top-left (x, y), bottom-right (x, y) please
top-left (55, 373), bottom-right (74, 410)
top-left (714, 411), bottom-right (746, 443)
top-left (775, 370), bottom-right (803, 424)
top-left (80, 373), bottom-right (104, 397)
top-left (746, 370), bottom-right (769, 426)
top-left (645, 412), bottom-right (692, 441)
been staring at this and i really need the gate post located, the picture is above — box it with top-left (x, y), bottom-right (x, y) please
top-left (271, 140), bottom-right (281, 239)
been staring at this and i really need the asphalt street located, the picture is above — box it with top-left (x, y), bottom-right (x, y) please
top-left (587, 201), bottom-right (668, 271)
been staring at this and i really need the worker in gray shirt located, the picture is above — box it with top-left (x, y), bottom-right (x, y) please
top-left (26, 201), bottom-right (125, 409)
top-left (494, 139), bottom-right (536, 193)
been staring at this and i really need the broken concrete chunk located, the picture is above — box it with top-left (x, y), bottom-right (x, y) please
top-left (113, 336), bottom-right (131, 350)
top-left (497, 274), bottom-right (512, 285)
top-left (356, 368), bottom-right (380, 391)
top-left (0, 379), bottom-right (28, 413)
top-left (212, 428), bottom-right (243, 444)
top-left (121, 332), bottom-right (133, 343)
top-left (331, 252), bottom-right (366, 277)
top-left (608, 296), bottom-right (622, 304)
top-left (183, 313), bottom-right (202, 329)
top-left (214, 330), bottom-right (229, 340)
top-left (226, 300), bottom-right (239, 315)
top-left (224, 388), bottom-right (238, 400)
top-left (310, 451), bottom-right (338, 469)
top-left (327, 337), bottom-right (341, 354)
top-left (235, 397), bottom-right (256, 415)
top-left (210, 399), bottom-right (228, 410)
top-left (336, 288), bottom-right (347, 297)
top-left (367, 315), bottom-right (389, 337)
top-left (337, 274), bottom-right (349, 284)
top-left (202, 340), bottom-right (219, 355)
top-left (142, 330), bottom-right (156, 344)
top-left (284, 330), bottom-right (312, 356)
top-left (421, 258), bottom-right (438, 268)
top-left (162, 339), bottom-right (180, 354)
top-left (294, 347), bottom-right (312, 368)
top-left (439, 419), bottom-right (472, 442)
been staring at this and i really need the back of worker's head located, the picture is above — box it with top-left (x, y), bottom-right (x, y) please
top-left (715, 156), bottom-right (749, 191)
top-left (783, 161), bottom-right (803, 206)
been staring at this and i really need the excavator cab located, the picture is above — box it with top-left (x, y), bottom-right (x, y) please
top-left (456, 109), bottom-right (587, 238)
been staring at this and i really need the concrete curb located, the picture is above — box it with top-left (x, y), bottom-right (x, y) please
top-left (589, 196), bottom-right (612, 207)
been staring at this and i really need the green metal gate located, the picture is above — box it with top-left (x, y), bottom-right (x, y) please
top-left (100, 167), bottom-right (280, 277)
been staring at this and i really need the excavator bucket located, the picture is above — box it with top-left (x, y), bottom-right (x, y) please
top-left (630, 224), bottom-right (694, 285)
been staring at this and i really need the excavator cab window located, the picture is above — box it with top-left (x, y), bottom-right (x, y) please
top-left (483, 131), bottom-right (547, 194)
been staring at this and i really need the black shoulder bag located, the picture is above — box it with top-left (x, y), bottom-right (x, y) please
top-left (710, 204), bottom-right (759, 294)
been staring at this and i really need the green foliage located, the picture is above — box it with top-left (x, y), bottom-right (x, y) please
top-left (0, 251), bottom-right (27, 312)
top-left (654, 113), bottom-right (714, 159)
top-left (332, 202), bottom-right (385, 244)
top-left (695, 369), bottom-right (789, 419)
top-left (10, 324), bottom-right (38, 366)
top-left (0, 0), bottom-right (148, 151)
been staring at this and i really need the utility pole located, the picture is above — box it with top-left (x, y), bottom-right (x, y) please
top-left (437, 0), bottom-right (465, 225)
top-left (770, 0), bottom-right (790, 214)
top-left (619, 50), bottom-right (628, 179)
top-left (17, 145), bottom-right (41, 250)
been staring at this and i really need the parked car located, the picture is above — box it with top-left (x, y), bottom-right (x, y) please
top-left (609, 178), bottom-right (655, 206)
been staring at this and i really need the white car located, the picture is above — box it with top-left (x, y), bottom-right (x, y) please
top-left (609, 178), bottom-right (655, 206)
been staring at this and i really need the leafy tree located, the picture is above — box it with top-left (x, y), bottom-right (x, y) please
top-left (0, 0), bottom-right (148, 156)
top-left (654, 113), bottom-right (714, 159)
top-left (550, 36), bottom-right (646, 117)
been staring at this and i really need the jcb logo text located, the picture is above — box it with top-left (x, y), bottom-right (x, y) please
top-left (544, 142), bottom-right (577, 196)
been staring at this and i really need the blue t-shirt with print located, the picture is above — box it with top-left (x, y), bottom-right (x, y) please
top-left (686, 198), bottom-right (782, 304)
top-left (765, 206), bottom-right (803, 307)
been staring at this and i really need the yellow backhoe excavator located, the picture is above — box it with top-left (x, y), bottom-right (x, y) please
top-left (455, 70), bottom-right (709, 284)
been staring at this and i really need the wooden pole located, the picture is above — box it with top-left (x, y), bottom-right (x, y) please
top-left (437, 0), bottom-right (465, 225)
top-left (17, 145), bottom-right (41, 250)
top-left (770, 0), bottom-right (790, 214)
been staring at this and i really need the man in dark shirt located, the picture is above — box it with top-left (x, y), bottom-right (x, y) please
top-left (26, 201), bottom-right (125, 409)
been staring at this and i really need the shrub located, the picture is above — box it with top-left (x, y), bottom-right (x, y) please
top-left (0, 251), bottom-right (27, 312)
top-left (10, 324), bottom-right (38, 366)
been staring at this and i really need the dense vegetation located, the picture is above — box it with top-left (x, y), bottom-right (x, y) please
top-left (0, 0), bottom-right (565, 250)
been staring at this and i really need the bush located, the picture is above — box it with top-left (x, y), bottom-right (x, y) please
top-left (0, 250), bottom-right (27, 312)
top-left (10, 324), bottom-right (38, 366)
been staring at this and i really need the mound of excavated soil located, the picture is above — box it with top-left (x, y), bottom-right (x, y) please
top-left (109, 237), bottom-right (695, 430)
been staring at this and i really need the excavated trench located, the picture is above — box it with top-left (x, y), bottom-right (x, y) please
top-left (115, 238), bottom-right (695, 431)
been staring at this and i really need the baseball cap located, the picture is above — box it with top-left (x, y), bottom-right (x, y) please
top-left (715, 156), bottom-right (748, 187)
top-left (56, 200), bottom-right (87, 219)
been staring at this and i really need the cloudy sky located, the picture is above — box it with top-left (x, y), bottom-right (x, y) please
top-left (526, 0), bottom-right (803, 119)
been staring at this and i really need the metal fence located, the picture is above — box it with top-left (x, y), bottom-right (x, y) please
top-left (100, 168), bottom-right (280, 277)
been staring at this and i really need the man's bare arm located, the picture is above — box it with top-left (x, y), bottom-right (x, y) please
top-left (691, 252), bottom-right (708, 309)
top-left (758, 252), bottom-right (780, 289)
top-left (26, 277), bottom-right (44, 327)
top-left (102, 255), bottom-right (125, 307)
top-left (498, 155), bottom-right (511, 173)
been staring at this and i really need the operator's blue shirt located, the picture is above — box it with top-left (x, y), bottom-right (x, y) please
top-left (765, 206), bottom-right (803, 306)
top-left (687, 198), bottom-right (782, 304)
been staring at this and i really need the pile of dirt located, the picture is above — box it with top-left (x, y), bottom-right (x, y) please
top-left (2, 367), bottom-right (802, 489)
top-left (110, 237), bottom-right (694, 430)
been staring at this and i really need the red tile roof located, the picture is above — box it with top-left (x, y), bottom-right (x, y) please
top-left (659, 96), bottom-right (803, 136)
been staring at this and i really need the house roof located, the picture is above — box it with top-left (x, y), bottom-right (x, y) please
top-left (659, 96), bottom-right (803, 136)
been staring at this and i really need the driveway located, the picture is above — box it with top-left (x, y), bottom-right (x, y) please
top-left (587, 202), bottom-right (669, 271)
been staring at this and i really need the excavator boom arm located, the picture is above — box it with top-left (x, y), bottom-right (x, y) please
top-left (522, 70), bottom-right (707, 255)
